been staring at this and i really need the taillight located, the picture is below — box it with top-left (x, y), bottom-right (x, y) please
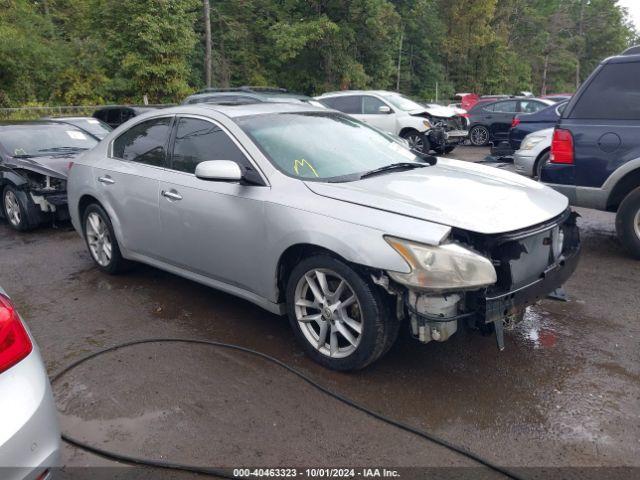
top-left (0, 294), bottom-right (33, 374)
top-left (511, 117), bottom-right (520, 128)
top-left (551, 128), bottom-right (574, 164)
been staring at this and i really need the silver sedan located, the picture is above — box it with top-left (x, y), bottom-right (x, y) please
top-left (0, 287), bottom-right (61, 479)
top-left (67, 103), bottom-right (580, 370)
top-left (513, 128), bottom-right (553, 179)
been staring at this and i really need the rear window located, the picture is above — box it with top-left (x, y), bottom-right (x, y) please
top-left (569, 62), bottom-right (640, 120)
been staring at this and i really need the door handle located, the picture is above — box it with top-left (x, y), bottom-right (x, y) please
top-left (97, 176), bottom-right (115, 185)
top-left (161, 189), bottom-right (183, 201)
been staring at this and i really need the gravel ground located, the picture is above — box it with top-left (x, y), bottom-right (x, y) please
top-left (1, 145), bottom-right (638, 479)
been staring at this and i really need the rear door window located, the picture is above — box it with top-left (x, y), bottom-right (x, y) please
top-left (319, 96), bottom-right (363, 114)
top-left (112, 117), bottom-right (172, 166)
top-left (493, 101), bottom-right (517, 113)
top-left (170, 117), bottom-right (252, 174)
top-left (569, 62), bottom-right (640, 119)
top-left (519, 100), bottom-right (547, 113)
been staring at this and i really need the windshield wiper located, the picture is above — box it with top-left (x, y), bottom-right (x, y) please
top-left (37, 146), bottom-right (88, 153)
top-left (359, 162), bottom-right (427, 179)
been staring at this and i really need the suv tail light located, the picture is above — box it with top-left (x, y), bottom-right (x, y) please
top-left (551, 128), bottom-right (574, 164)
top-left (0, 294), bottom-right (33, 374)
top-left (511, 117), bottom-right (520, 128)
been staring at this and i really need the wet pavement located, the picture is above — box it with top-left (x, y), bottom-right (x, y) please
top-left (1, 146), bottom-right (639, 477)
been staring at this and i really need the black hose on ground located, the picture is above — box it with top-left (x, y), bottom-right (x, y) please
top-left (51, 338), bottom-right (525, 480)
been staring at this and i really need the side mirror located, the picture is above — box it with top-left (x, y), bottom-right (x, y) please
top-left (378, 105), bottom-right (392, 114)
top-left (195, 160), bottom-right (243, 181)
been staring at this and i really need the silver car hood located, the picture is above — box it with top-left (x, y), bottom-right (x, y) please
top-left (305, 158), bottom-right (568, 235)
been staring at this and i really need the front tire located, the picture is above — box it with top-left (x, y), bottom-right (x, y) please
top-left (615, 187), bottom-right (640, 259)
top-left (82, 203), bottom-right (131, 273)
top-left (401, 129), bottom-right (430, 154)
top-left (286, 255), bottom-right (396, 371)
top-left (469, 125), bottom-right (490, 146)
top-left (2, 185), bottom-right (32, 231)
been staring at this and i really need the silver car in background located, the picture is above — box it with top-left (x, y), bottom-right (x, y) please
top-left (513, 128), bottom-right (553, 179)
top-left (0, 287), bottom-right (60, 480)
top-left (67, 103), bottom-right (580, 370)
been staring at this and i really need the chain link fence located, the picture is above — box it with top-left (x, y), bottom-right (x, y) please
top-left (0, 104), bottom-right (174, 121)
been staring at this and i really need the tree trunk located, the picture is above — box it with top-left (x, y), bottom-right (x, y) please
top-left (541, 53), bottom-right (549, 96)
top-left (396, 28), bottom-right (403, 92)
top-left (576, 0), bottom-right (586, 89)
top-left (203, 0), bottom-right (212, 88)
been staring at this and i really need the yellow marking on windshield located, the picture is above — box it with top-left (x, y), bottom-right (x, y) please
top-left (293, 158), bottom-right (319, 177)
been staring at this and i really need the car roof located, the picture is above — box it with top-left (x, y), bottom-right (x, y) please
top-left (94, 106), bottom-right (156, 113)
top-left (316, 90), bottom-right (400, 98)
top-left (142, 102), bottom-right (326, 120)
top-left (42, 116), bottom-right (98, 122)
top-left (184, 91), bottom-right (314, 102)
top-left (0, 120), bottom-right (74, 129)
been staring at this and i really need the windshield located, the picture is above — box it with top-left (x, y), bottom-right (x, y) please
top-left (64, 118), bottom-right (112, 139)
top-left (237, 112), bottom-right (421, 181)
top-left (0, 124), bottom-right (98, 157)
top-left (381, 93), bottom-right (424, 111)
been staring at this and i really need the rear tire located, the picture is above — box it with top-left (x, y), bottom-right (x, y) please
top-left (2, 185), bottom-right (32, 231)
top-left (82, 203), bottom-right (132, 273)
top-left (286, 255), bottom-right (397, 371)
top-left (615, 186), bottom-right (640, 259)
top-left (534, 151), bottom-right (550, 180)
top-left (469, 125), bottom-right (489, 146)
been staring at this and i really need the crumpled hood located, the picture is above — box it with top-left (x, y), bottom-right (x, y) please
top-left (6, 154), bottom-right (75, 179)
top-left (305, 158), bottom-right (568, 235)
top-left (422, 104), bottom-right (458, 118)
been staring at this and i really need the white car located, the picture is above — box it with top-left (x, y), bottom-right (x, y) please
top-left (513, 128), bottom-right (553, 179)
top-left (0, 287), bottom-right (61, 479)
top-left (315, 90), bottom-right (467, 154)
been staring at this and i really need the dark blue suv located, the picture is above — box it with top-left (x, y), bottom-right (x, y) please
top-left (508, 100), bottom-right (568, 150)
top-left (542, 47), bottom-right (640, 258)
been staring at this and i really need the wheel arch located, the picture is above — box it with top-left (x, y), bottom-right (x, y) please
top-left (275, 243), bottom-right (358, 303)
top-left (77, 193), bottom-right (102, 225)
top-left (606, 167), bottom-right (640, 212)
top-left (398, 127), bottom-right (420, 138)
top-left (533, 147), bottom-right (551, 171)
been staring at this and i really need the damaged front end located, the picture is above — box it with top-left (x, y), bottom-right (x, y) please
top-left (384, 209), bottom-right (581, 350)
top-left (0, 163), bottom-right (70, 228)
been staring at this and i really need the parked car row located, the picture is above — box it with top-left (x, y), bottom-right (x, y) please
top-left (508, 47), bottom-right (640, 258)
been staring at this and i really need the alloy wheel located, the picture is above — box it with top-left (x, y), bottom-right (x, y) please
top-left (406, 134), bottom-right (425, 153)
top-left (470, 126), bottom-right (489, 146)
top-left (4, 190), bottom-right (21, 227)
top-left (634, 208), bottom-right (640, 241)
top-left (86, 212), bottom-right (113, 267)
top-left (294, 269), bottom-right (363, 358)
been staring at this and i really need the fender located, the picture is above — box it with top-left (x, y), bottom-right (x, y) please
top-left (601, 157), bottom-right (640, 194)
top-left (0, 167), bottom-right (29, 188)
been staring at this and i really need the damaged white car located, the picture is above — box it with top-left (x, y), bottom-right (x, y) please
top-left (67, 104), bottom-right (580, 371)
top-left (0, 121), bottom-right (97, 230)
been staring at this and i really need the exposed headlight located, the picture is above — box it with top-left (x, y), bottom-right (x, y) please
top-left (521, 136), bottom-right (544, 151)
top-left (385, 236), bottom-right (497, 291)
top-left (422, 119), bottom-right (432, 128)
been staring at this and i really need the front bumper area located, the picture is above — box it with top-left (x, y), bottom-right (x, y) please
top-left (403, 210), bottom-right (581, 349)
top-left (513, 151), bottom-right (536, 177)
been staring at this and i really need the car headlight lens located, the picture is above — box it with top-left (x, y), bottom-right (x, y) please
top-left (422, 119), bottom-right (432, 128)
top-left (521, 136), bottom-right (544, 150)
top-left (385, 236), bottom-right (497, 291)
